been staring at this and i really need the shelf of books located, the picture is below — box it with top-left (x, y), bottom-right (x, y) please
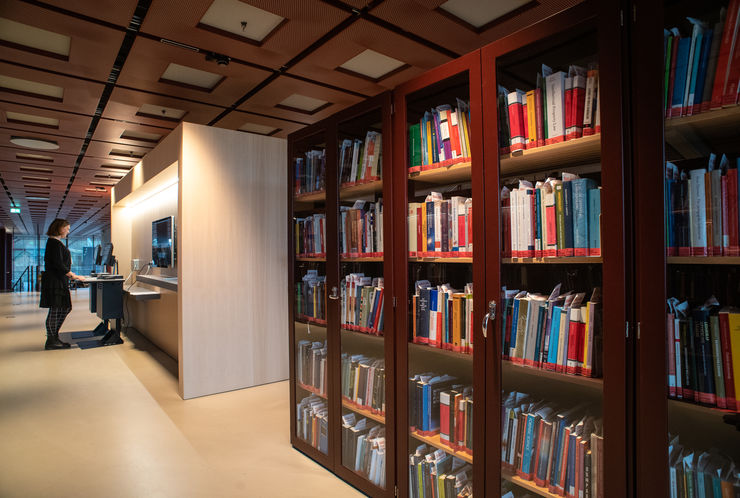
top-left (290, 124), bottom-right (332, 468)
top-left (334, 95), bottom-right (393, 496)
top-left (482, 5), bottom-right (626, 496)
top-left (632, 0), bottom-right (740, 494)
top-left (395, 51), bottom-right (483, 498)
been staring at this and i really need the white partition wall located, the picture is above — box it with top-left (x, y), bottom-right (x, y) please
top-left (112, 123), bottom-right (288, 399)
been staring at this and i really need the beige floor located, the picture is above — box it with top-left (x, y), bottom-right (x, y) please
top-left (0, 289), bottom-right (363, 497)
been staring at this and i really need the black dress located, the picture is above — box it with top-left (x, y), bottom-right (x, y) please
top-left (40, 238), bottom-right (72, 309)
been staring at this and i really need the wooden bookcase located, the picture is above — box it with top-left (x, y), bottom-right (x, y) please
top-left (631, 1), bottom-right (740, 497)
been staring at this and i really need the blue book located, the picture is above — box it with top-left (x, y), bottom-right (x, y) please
top-left (671, 37), bottom-right (692, 116)
top-left (693, 29), bottom-right (713, 111)
top-left (566, 432), bottom-right (577, 495)
top-left (562, 181), bottom-right (574, 255)
top-left (687, 32), bottom-right (705, 111)
top-left (588, 188), bottom-right (601, 256)
top-left (532, 304), bottom-right (548, 365)
top-left (522, 412), bottom-right (538, 476)
top-left (510, 298), bottom-right (521, 353)
top-left (418, 287), bottom-right (431, 341)
top-left (550, 417), bottom-right (567, 486)
top-left (572, 178), bottom-right (597, 256)
top-left (535, 188), bottom-right (542, 255)
top-left (426, 200), bottom-right (435, 252)
top-left (547, 306), bottom-right (563, 367)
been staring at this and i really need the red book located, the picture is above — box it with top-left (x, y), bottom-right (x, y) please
top-left (502, 194), bottom-right (512, 258)
top-left (535, 88), bottom-right (545, 147)
top-left (533, 422), bottom-right (546, 486)
top-left (417, 205), bottom-right (423, 256)
top-left (728, 168), bottom-right (740, 255)
top-left (718, 310), bottom-right (737, 411)
top-left (711, 0), bottom-right (740, 108)
top-left (722, 10), bottom-right (740, 105)
top-left (508, 90), bottom-right (526, 152)
top-left (564, 76), bottom-right (574, 140)
top-left (522, 100), bottom-right (530, 149)
top-left (667, 313), bottom-right (677, 397)
top-left (667, 33), bottom-right (682, 118)
top-left (450, 110), bottom-right (462, 159)
top-left (468, 204), bottom-right (473, 255)
top-left (566, 317), bottom-right (580, 375)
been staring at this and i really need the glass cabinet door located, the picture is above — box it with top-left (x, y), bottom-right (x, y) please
top-left (291, 132), bottom-right (330, 457)
top-left (394, 53), bottom-right (484, 498)
top-left (335, 100), bottom-right (393, 494)
top-left (634, 1), bottom-right (740, 495)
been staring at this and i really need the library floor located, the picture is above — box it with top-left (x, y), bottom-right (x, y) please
top-left (0, 289), bottom-right (362, 497)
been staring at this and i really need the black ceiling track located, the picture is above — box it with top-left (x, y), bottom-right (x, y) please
top-left (72, 202), bottom-right (110, 235)
top-left (55, 0), bottom-right (153, 224)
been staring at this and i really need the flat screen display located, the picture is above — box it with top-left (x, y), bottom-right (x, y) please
top-left (152, 216), bottom-right (175, 268)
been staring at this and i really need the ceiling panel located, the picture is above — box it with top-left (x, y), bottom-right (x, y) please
top-left (0, 147), bottom-right (77, 167)
top-left (0, 130), bottom-right (84, 156)
top-left (84, 141), bottom-right (153, 161)
top-left (287, 19), bottom-right (449, 96)
top-left (0, 1), bottom-right (127, 82)
top-left (116, 37), bottom-right (273, 107)
top-left (0, 61), bottom-right (104, 115)
top-left (92, 119), bottom-right (171, 147)
top-left (24, 0), bottom-right (138, 27)
top-left (236, 76), bottom-right (364, 125)
top-left (0, 102), bottom-right (93, 139)
top-left (212, 109), bottom-right (302, 139)
top-left (103, 87), bottom-right (224, 127)
top-left (79, 156), bottom-right (137, 172)
top-left (142, 0), bottom-right (350, 71)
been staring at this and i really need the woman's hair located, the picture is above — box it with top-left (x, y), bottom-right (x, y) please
top-left (46, 218), bottom-right (70, 237)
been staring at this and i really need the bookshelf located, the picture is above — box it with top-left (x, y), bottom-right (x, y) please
top-left (503, 256), bottom-right (603, 264)
top-left (499, 133), bottom-right (602, 174)
top-left (342, 398), bottom-right (386, 424)
top-left (631, 0), bottom-right (740, 495)
top-left (408, 256), bottom-right (473, 264)
top-left (407, 159), bottom-right (471, 184)
top-left (502, 470), bottom-right (562, 498)
top-left (339, 179), bottom-right (383, 199)
top-left (409, 431), bottom-right (473, 465)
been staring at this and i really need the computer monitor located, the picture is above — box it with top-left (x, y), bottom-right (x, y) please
top-left (98, 243), bottom-right (114, 267)
top-left (152, 216), bottom-right (175, 268)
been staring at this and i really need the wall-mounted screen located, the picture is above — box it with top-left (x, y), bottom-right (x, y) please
top-left (152, 216), bottom-right (175, 268)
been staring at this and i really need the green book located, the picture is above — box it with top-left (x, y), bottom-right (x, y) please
top-left (664, 33), bottom-right (674, 111)
top-left (409, 123), bottom-right (422, 167)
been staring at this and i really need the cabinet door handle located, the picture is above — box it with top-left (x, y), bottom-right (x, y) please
top-left (329, 286), bottom-right (339, 300)
top-left (482, 300), bottom-right (496, 338)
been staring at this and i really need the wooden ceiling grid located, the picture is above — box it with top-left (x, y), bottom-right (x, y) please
top-left (0, 0), bottom-right (577, 236)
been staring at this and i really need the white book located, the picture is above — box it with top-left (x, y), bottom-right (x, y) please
top-left (510, 188), bottom-right (519, 256)
top-left (545, 71), bottom-right (566, 142)
top-left (583, 71), bottom-right (596, 127)
top-left (688, 169), bottom-right (708, 253)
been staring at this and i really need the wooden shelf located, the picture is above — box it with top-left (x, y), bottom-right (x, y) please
top-left (409, 341), bottom-right (472, 361)
top-left (296, 256), bottom-right (327, 262)
top-left (409, 256), bottom-right (473, 264)
top-left (296, 381), bottom-right (327, 399)
top-left (664, 106), bottom-right (740, 159)
top-left (340, 256), bottom-right (384, 262)
top-left (340, 179), bottom-right (382, 199)
top-left (409, 431), bottom-right (473, 464)
top-left (502, 359), bottom-right (603, 390)
top-left (342, 399), bottom-right (385, 424)
top-left (667, 256), bottom-right (740, 265)
top-left (667, 398), bottom-right (735, 417)
top-left (502, 470), bottom-right (561, 498)
top-left (500, 134), bottom-right (601, 174)
top-left (294, 190), bottom-right (326, 203)
top-left (408, 160), bottom-right (472, 184)
top-left (341, 327), bottom-right (384, 339)
top-left (503, 256), bottom-right (602, 264)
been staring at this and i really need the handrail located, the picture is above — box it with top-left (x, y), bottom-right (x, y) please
top-left (12, 265), bottom-right (32, 292)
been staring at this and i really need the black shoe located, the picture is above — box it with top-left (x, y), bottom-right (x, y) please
top-left (45, 336), bottom-right (71, 350)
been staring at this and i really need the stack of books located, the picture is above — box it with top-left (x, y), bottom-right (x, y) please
top-left (502, 174), bottom-right (601, 259)
top-left (340, 200), bottom-right (383, 257)
top-left (295, 270), bottom-right (326, 324)
top-left (667, 298), bottom-right (740, 410)
top-left (339, 131), bottom-right (382, 186)
top-left (341, 274), bottom-right (384, 335)
top-left (296, 394), bottom-right (328, 453)
top-left (341, 414), bottom-right (386, 487)
top-left (502, 285), bottom-right (602, 378)
top-left (664, 2), bottom-right (740, 118)
top-left (665, 155), bottom-right (740, 257)
top-left (294, 149), bottom-right (326, 195)
top-left (341, 354), bottom-right (386, 415)
top-left (409, 445), bottom-right (472, 498)
top-left (668, 435), bottom-right (740, 496)
top-left (501, 391), bottom-right (604, 498)
top-left (412, 280), bottom-right (474, 354)
top-left (498, 63), bottom-right (600, 155)
top-left (408, 99), bottom-right (472, 172)
top-left (295, 214), bottom-right (327, 258)
top-left (296, 339), bottom-right (327, 396)
top-left (408, 193), bottom-right (473, 258)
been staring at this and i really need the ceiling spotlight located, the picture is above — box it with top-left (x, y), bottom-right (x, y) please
top-left (10, 136), bottom-right (59, 150)
top-left (205, 51), bottom-right (230, 66)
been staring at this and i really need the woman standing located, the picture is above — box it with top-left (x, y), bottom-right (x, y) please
top-left (40, 219), bottom-right (85, 350)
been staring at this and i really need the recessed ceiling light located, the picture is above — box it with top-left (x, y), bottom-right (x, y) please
top-left (338, 49), bottom-right (407, 81)
top-left (136, 103), bottom-right (186, 121)
top-left (0, 74), bottom-right (63, 101)
top-left (109, 148), bottom-right (144, 159)
top-left (90, 181), bottom-right (116, 186)
top-left (95, 172), bottom-right (125, 179)
top-left (160, 63), bottom-right (222, 91)
top-left (120, 129), bottom-right (162, 143)
top-left (22, 176), bottom-right (51, 182)
top-left (10, 136), bottom-right (59, 150)
top-left (199, 0), bottom-right (284, 44)
top-left (5, 111), bottom-right (60, 129)
top-left (17, 153), bottom-right (53, 162)
top-left (26, 196), bottom-right (49, 201)
top-left (438, 0), bottom-right (532, 30)
top-left (24, 183), bottom-right (51, 189)
top-left (276, 94), bottom-right (330, 114)
top-left (239, 122), bottom-right (278, 135)
top-left (0, 17), bottom-right (71, 59)
top-left (19, 166), bottom-right (53, 173)
top-left (100, 164), bottom-right (132, 171)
